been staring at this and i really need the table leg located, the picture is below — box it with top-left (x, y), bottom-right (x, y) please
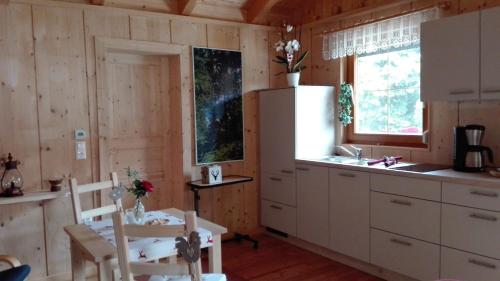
top-left (193, 188), bottom-right (200, 216)
top-left (70, 240), bottom-right (85, 281)
top-left (97, 259), bottom-right (114, 281)
top-left (208, 234), bottom-right (222, 273)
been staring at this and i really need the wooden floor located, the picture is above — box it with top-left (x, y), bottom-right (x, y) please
top-left (205, 234), bottom-right (383, 281)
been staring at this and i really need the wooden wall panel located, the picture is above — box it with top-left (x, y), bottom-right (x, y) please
top-left (0, 204), bottom-right (47, 277)
top-left (268, 30), bottom-right (286, 88)
top-left (130, 15), bottom-right (171, 43)
top-left (240, 27), bottom-right (269, 231)
top-left (171, 18), bottom-right (208, 46)
top-left (207, 24), bottom-right (240, 50)
top-left (32, 4), bottom-right (90, 275)
top-left (0, 3), bottom-right (40, 192)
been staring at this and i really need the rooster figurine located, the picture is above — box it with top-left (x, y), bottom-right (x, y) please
top-left (175, 231), bottom-right (201, 264)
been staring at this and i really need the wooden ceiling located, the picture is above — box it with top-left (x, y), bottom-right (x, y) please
top-left (83, 0), bottom-right (301, 24)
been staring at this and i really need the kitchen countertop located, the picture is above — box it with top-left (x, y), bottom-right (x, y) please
top-left (296, 158), bottom-right (500, 189)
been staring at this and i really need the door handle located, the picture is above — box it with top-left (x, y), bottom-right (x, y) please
top-left (269, 205), bottom-right (283, 210)
top-left (281, 169), bottom-right (294, 174)
top-left (481, 89), bottom-right (500, 94)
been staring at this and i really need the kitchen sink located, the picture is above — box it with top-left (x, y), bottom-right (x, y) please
top-left (320, 156), bottom-right (370, 165)
top-left (389, 163), bottom-right (450, 173)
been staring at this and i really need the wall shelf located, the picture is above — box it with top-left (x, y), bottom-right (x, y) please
top-left (0, 191), bottom-right (60, 206)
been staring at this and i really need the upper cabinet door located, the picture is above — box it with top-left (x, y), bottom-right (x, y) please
top-left (481, 7), bottom-right (500, 100)
top-left (421, 12), bottom-right (480, 101)
top-left (259, 88), bottom-right (296, 176)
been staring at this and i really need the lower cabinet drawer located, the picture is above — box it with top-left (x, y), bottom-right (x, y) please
top-left (261, 200), bottom-right (296, 235)
top-left (371, 229), bottom-right (440, 281)
top-left (261, 173), bottom-right (296, 206)
top-left (441, 246), bottom-right (500, 281)
top-left (442, 203), bottom-right (500, 259)
top-left (371, 191), bottom-right (441, 243)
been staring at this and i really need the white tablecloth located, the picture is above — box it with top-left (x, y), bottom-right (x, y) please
top-left (86, 211), bottom-right (214, 262)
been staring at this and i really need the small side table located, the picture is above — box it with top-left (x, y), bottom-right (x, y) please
top-left (187, 175), bottom-right (258, 249)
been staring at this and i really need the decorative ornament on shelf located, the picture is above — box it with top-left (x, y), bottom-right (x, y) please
top-left (201, 165), bottom-right (222, 184)
top-left (273, 24), bottom-right (309, 87)
top-left (124, 167), bottom-right (154, 224)
top-left (339, 82), bottom-right (354, 127)
top-left (0, 153), bottom-right (24, 197)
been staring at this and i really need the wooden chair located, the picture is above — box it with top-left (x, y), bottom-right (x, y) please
top-left (112, 210), bottom-right (226, 281)
top-left (70, 172), bottom-right (122, 224)
top-left (69, 172), bottom-right (122, 281)
top-left (0, 255), bottom-right (30, 281)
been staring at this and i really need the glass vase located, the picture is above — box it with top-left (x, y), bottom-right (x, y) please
top-left (133, 199), bottom-right (145, 225)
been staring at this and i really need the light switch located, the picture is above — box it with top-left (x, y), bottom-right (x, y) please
top-left (76, 141), bottom-right (86, 160)
top-left (74, 129), bottom-right (86, 140)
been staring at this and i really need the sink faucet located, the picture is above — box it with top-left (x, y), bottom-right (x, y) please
top-left (351, 145), bottom-right (363, 160)
top-left (335, 145), bottom-right (363, 160)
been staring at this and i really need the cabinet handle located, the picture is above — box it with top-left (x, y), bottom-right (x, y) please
top-left (338, 173), bottom-right (356, 178)
top-left (269, 177), bottom-right (282, 182)
top-left (482, 89), bottom-right (500, 94)
top-left (470, 190), bottom-right (498, 198)
top-left (390, 199), bottom-right (412, 206)
top-left (281, 169), bottom-right (294, 174)
top-left (449, 90), bottom-right (474, 95)
top-left (269, 205), bottom-right (282, 210)
top-left (296, 167), bottom-right (310, 171)
top-left (390, 238), bottom-right (412, 247)
top-left (468, 258), bottom-right (497, 270)
top-left (470, 213), bottom-right (498, 222)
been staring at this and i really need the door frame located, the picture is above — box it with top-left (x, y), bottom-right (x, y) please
top-left (95, 37), bottom-right (191, 208)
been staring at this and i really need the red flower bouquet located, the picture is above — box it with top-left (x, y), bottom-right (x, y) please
top-left (125, 167), bottom-right (154, 200)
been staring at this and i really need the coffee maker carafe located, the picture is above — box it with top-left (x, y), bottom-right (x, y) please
top-left (453, 124), bottom-right (494, 172)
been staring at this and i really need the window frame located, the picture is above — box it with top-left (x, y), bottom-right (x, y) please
top-left (345, 54), bottom-right (429, 148)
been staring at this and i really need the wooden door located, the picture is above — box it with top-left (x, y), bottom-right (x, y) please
top-left (99, 53), bottom-right (169, 208)
top-left (296, 164), bottom-right (329, 248)
top-left (481, 7), bottom-right (500, 100)
top-left (421, 12), bottom-right (480, 101)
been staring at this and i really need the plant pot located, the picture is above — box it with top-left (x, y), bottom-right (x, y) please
top-left (286, 72), bottom-right (300, 87)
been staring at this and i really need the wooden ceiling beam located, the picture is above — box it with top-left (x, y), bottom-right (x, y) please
top-left (246, 0), bottom-right (281, 23)
top-left (178, 0), bottom-right (197, 15)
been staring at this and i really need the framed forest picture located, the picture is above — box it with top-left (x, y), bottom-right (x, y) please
top-left (192, 47), bottom-right (244, 165)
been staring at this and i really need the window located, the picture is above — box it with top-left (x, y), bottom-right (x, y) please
top-left (346, 47), bottom-right (428, 147)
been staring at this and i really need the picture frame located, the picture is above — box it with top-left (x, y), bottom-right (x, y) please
top-left (192, 47), bottom-right (244, 165)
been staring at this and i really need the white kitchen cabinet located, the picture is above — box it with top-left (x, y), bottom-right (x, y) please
top-left (421, 11), bottom-right (480, 101)
top-left (261, 200), bottom-right (297, 235)
top-left (259, 88), bottom-right (296, 177)
top-left (441, 246), bottom-right (500, 281)
top-left (442, 203), bottom-right (500, 259)
top-left (259, 86), bottom-right (335, 234)
top-left (371, 229), bottom-right (440, 281)
top-left (442, 182), bottom-right (500, 212)
top-left (480, 6), bottom-right (500, 100)
top-left (296, 164), bottom-right (329, 248)
top-left (329, 168), bottom-right (370, 262)
top-left (371, 191), bottom-right (441, 244)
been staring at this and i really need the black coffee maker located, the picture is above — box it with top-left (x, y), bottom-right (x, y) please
top-left (453, 125), bottom-right (494, 172)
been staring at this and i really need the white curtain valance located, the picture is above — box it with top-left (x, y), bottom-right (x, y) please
top-left (322, 8), bottom-right (439, 60)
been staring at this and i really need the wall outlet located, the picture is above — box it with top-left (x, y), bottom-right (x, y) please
top-left (75, 141), bottom-right (86, 160)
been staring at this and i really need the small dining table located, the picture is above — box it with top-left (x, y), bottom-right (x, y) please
top-left (64, 208), bottom-right (228, 281)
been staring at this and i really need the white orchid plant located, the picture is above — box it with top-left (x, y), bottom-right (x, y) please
top-left (273, 24), bottom-right (309, 74)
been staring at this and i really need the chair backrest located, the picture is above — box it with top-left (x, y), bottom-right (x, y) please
top-left (69, 172), bottom-right (122, 224)
top-left (112, 211), bottom-right (202, 281)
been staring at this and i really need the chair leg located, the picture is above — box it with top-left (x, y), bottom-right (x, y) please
top-left (97, 259), bottom-right (113, 281)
